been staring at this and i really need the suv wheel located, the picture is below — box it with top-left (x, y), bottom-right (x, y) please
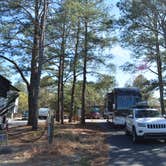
top-left (132, 127), bottom-right (139, 143)
top-left (125, 125), bottom-right (129, 135)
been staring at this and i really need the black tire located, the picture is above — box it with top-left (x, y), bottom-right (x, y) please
top-left (132, 127), bottom-right (139, 143)
top-left (125, 127), bottom-right (130, 135)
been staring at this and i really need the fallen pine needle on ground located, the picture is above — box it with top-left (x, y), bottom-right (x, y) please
top-left (0, 122), bottom-right (110, 166)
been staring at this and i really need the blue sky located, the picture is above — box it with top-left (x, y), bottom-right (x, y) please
top-left (110, 45), bottom-right (156, 87)
top-left (110, 45), bottom-right (132, 87)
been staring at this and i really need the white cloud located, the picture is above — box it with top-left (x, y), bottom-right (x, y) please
top-left (110, 45), bottom-right (132, 66)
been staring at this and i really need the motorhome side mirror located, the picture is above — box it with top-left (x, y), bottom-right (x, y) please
top-left (128, 114), bottom-right (133, 119)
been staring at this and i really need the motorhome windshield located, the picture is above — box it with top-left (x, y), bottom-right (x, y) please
top-left (117, 95), bottom-right (140, 110)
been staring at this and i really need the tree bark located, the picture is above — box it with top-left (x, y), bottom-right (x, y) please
top-left (60, 53), bottom-right (64, 124)
top-left (56, 65), bottom-right (61, 122)
top-left (81, 19), bottom-right (88, 125)
top-left (57, 12), bottom-right (67, 124)
top-left (69, 21), bottom-right (80, 122)
top-left (28, 0), bottom-right (48, 129)
top-left (29, 0), bottom-right (40, 129)
top-left (155, 36), bottom-right (165, 114)
top-left (154, 12), bottom-right (165, 115)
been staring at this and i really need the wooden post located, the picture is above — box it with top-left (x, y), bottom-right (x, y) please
top-left (47, 110), bottom-right (54, 144)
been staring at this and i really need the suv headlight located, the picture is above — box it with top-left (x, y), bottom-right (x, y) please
top-left (137, 123), bottom-right (146, 127)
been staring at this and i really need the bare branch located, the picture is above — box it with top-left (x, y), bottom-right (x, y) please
top-left (148, 67), bottom-right (158, 75)
top-left (0, 55), bottom-right (30, 88)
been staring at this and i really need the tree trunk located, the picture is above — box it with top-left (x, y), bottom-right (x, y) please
top-left (60, 53), bottom-right (64, 124)
top-left (28, 0), bottom-right (48, 129)
top-left (154, 13), bottom-right (165, 115)
top-left (81, 19), bottom-right (88, 125)
top-left (155, 38), bottom-right (165, 114)
top-left (58, 50), bottom-right (65, 125)
top-left (29, 61), bottom-right (39, 130)
top-left (27, 85), bottom-right (33, 126)
top-left (56, 65), bottom-right (61, 122)
top-left (28, 0), bottom-right (40, 129)
top-left (69, 21), bottom-right (80, 122)
top-left (57, 14), bottom-right (66, 124)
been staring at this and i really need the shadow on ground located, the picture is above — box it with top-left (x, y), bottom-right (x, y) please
top-left (0, 121), bottom-right (110, 166)
top-left (108, 126), bottom-right (166, 166)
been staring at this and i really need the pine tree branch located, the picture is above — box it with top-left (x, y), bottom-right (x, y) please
top-left (0, 55), bottom-right (30, 87)
top-left (148, 67), bottom-right (158, 75)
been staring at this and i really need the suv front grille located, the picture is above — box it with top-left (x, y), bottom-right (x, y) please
top-left (147, 124), bottom-right (166, 129)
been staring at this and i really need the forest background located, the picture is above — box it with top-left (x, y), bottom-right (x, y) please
top-left (0, 0), bottom-right (165, 129)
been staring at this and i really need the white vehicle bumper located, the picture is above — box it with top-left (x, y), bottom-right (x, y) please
top-left (136, 127), bottom-right (166, 139)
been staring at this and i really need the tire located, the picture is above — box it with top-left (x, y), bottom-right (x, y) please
top-left (124, 124), bottom-right (130, 135)
top-left (125, 127), bottom-right (130, 135)
top-left (132, 127), bottom-right (139, 143)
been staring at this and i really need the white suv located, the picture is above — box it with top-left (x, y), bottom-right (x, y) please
top-left (125, 108), bottom-right (166, 143)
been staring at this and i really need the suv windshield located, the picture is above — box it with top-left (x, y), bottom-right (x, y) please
top-left (135, 110), bottom-right (161, 118)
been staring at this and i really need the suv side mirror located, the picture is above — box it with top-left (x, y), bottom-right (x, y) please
top-left (163, 114), bottom-right (166, 118)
